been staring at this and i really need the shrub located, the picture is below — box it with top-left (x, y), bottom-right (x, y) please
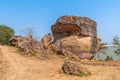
top-left (112, 35), bottom-right (120, 45)
top-left (0, 25), bottom-right (15, 45)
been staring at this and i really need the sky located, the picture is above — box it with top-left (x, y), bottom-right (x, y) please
top-left (0, 0), bottom-right (120, 43)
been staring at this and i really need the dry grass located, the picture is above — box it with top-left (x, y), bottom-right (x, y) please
top-left (78, 60), bottom-right (120, 80)
top-left (0, 45), bottom-right (120, 80)
top-left (0, 48), bottom-right (7, 80)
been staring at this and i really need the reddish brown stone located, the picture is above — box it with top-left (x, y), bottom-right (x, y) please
top-left (62, 60), bottom-right (89, 75)
top-left (52, 16), bottom-right (101, 59)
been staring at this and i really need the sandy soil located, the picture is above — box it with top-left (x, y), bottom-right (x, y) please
top-left (0, 45), bottom-right (120, 80)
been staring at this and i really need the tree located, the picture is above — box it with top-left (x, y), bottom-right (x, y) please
top-left (112, 35), bottom-right (120, 45)
top-left (22, 27), bottom-right (38, 40)
top-left (0, 25), bottom-right (15, 45)
top-left (112, 35), bottom-right (120, 55)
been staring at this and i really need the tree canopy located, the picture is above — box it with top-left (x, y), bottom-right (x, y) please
top-left (112, 35), bottom-right (120, 45)
top-left (0, 25), bottom-right (15, 45)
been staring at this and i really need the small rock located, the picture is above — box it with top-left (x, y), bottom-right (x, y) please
top-left (62, 60), bottom-right (90, 76)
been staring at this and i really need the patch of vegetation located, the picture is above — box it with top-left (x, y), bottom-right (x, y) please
top-left (111, 74), bottom-right (118, 80)
top-left (58, 69), bottom-right (91, 77)
top-left (75, 71), bottom-right (92, 77)
top-left (17, 48), bottom-right (37, 56)
top-left (0, 25), bottom-right (15, 45)
top-left (58, 55), bottom-right (67, 59)
top-left (115, 45), bottom-right (120, 55)
top-left (99, 43), bottom-right (107, 50)
top-left (17, 48), bottom-right (24, 54)
top-left (105, 56), bottom-right (113, 61)
top-left (30, 50), bottom-right (37, 56)
top-left (112, 35), bottom-right (120, 45)
top-left (39, 53), bottom-right (51, 60)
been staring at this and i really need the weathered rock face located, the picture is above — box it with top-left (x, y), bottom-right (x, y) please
top-left (9, 36), bottom-right (42, 54)
top-left (9, 16), bottom-right (101, 60)
top-left (61, 36), bottom-right (92, 54)
top-left (62, 60), bottom-right (89, 75)
top-left (52, 16), bottom-right (101, 59)
top-left (52, 16), bottom-right (97, 41)
top-left (38, 33), bottom-right (53, 59)
top-left (9, 36), bottom-right (27, 47)
top-left (9, 33), bottom-right (53, 59)
top-left (40, 33), bottom-right (52, 49)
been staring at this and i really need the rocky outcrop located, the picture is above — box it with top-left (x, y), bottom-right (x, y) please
top-left (38, 33), bottom-right (53, 59)
top-left (52, 16), bottom-right (101, 59)
top-left (40, 33), bottom-right (52, 49)
top-left (62, 60), bottom-right (89, 76)
top-left (9, 15), bottom-right (101, 60)
top-left (9, 36), bottom-right (42, 54)
top-left (9, 33), bottom-right (53, 59)
top-left (9, 36), bottom-right (27, 47)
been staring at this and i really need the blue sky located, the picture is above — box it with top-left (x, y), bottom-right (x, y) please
top-left (0, 0), bottom-right (120, 43)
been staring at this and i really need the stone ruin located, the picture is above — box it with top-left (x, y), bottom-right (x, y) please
top-left (52, 16), bottom-right (101, 60)
top-left (9, 15), bottom-right (101, 60)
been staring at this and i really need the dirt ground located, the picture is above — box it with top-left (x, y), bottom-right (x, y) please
top-left (0, 45), bottom-right (120, 80)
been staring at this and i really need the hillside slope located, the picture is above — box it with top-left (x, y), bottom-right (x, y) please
top-left (0, 45), bottom-right (120, 80)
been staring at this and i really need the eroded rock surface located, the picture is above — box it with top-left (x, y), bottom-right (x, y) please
top-left (9, 16), bottom-right (101, 60)
top-left (52, 16), bottom-right (97, 40)
top-left (62, 60), bottom-right (89, 75)
top-left (40, 33), bottom-right (52, 49)
top-left (52, 16), bottom-right (101, 59)
top-left (9, 36), bottom-right (41, 54)
top-left (9, 33), bottom-right (53, 59)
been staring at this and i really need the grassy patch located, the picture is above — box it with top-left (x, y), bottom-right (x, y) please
top-left (75, 71), bottom-right (92, 77)
top-left (17, 48), bottom-right (24, 54)
top-left (50, 74), bottom-right (56, 78)
top-left (17, 48), bottom-right (37, 56)
top-left (29, 51), bottom-right (37, 56)
top-left (111, 74), bottom-right (118, 80)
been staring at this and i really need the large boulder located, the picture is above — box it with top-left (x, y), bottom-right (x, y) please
top-left (52, 16), bottom-right (97, 41)
top-left (52, 16), bottom-right (101, 59)
top-left (62, 60), bottom-right (90, 76)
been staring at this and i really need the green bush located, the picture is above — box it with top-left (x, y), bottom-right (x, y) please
top-left (0, 25), bottom-right (15, 45)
